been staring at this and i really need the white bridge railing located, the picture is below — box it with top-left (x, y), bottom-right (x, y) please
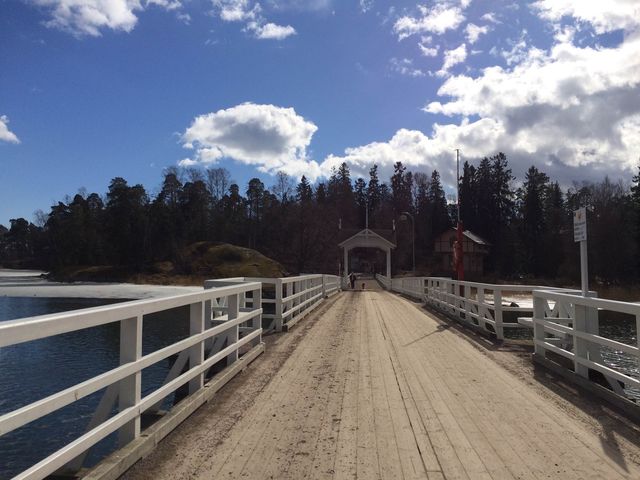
top-left (0, 280), bottom-right (263, 480)
top-left (382, 275), bottom-right (640, 404)
top-left (207, 274), bottom-right (341, 332)
top-left (533, 290), bottom-right (640, 402)
top-left (1, 274), bottom-right (342, 480)
top-left (379, 275), bottom-right (572, 341)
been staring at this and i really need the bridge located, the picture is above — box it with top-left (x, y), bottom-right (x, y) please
top-left (1, 274), bottom-right (640, 479)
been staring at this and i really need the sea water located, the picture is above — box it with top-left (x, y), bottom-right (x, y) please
top-left (0, 297), bottom-right (189, 479)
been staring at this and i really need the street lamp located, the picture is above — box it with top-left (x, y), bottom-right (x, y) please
top-left (400, 211), bottom-right (415, 275)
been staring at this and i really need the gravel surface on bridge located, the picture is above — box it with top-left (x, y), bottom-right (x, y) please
top-left (122, 291), bottom-right (640, 480)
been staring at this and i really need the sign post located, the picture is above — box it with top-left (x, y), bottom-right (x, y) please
top-left (573, 207), bottom-right (588, 296)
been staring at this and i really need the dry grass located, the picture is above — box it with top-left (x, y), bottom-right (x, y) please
top-left (50, 242), bottom-right (287, 286)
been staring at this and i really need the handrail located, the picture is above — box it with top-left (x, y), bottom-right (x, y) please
top-left (532, 289), bottom-right (640, 401)
top-left (206, 274), bottom-right (342, 332)
top-left (1, 280), bottom-right (264, 480)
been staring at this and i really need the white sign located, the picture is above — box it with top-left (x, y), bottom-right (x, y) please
top-left (574, 207), bottom-right (587, 242)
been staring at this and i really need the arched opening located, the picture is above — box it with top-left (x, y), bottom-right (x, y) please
top-left (338, 229), bottom-right (396, 286)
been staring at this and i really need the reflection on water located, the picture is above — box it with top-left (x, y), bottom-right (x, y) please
top-left (0, 297), bottom-right (189, 480)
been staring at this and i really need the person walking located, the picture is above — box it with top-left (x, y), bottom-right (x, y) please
top-left (349, 272), bottom-right (356, 289)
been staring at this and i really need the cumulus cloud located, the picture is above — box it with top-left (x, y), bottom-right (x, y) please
top-left (180, 103), bottom-right (320, 178)
top-left (246, 21), bottom-right (296, 39)
top-left (532, 0), bottom-right (640, 34)
top-left (0, 115), bottom-right (20, 144)
top-left (394, 3), bottom-right (465, 39)
top-left (423, 29), bottom-right (640, 181)
top-left (31, 0), bottom-right (188, 36)
top-left (213, 0), bottom-right (259, 21)
top-left (438, 43), bottom-right (467, 76)
top-left (465, 23), bottom-right (489, 44)
top-left (32, 0), bottom-right (142, 36)
top-left (213, 0), bottom-right (296, 40)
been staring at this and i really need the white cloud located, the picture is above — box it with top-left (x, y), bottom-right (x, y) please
top-left (480, 12), bottom-right (499, 24)
top-left (31, 0), bottom-right (189, 36)
top-left (438, 43), bottom-right (467, 76)
top-left (419, 36), bottom-right (439, 56)
top-left (0, 115), bottom-right (20, 144)
top-left (213, 0), bottom-right (259, 22)
top-left (423, 31), bottom-right (640, 180)
top-left (268, 0), bottom-right (331, 12)
top-left (213, 0), bottom-right (296, 40)
top-left (180, 103), bottom-right (321, 178)
top-left (394, 4), bottom-right (465, 39)
top-left (146, 0), bottom-right (181, 11)
top-left (390, 57), bottom-right (425, 77)
top-left (532, 0), bottom-right (640, 34)
top-left (359, 0), bottom-right (373, 13)
top-left (32, 0), bottom-right (143, 36)
top-left (501, 31), bottom-right (529, 66)
top-left (247, 21), bottom-right (296, 39)
top-left (316, 118), bottom-right (508, 187)
top-left (480, 12), bottom-right (502, 24)
top-left (465, 23), bottom-right (489, 44)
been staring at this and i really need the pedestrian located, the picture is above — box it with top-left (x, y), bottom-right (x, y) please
top-left (349, 272), bottom-right (356, 289)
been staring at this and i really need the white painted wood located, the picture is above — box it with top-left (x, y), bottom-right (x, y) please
top-left (1, 279), bottom-right (267, 479)
top-left (2, 274), bottom-right (342, 479)
top-left (533, 289), bottom-right (640, 401)
top-left (189, 302), bottom-right (205, 394)
top-left (118, 315), bottom-right (142, 446)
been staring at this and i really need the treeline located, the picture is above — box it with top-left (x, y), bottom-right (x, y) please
top-left (1, 154), bottom-right (639, 284)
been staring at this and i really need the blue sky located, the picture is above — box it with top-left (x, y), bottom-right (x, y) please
top-left (1, 0), bottom-right (639, 226)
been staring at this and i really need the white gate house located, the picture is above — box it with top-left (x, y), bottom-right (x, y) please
top-left (339, 228), bottom-right (396, 280)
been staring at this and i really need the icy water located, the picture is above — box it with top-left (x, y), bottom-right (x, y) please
top-left (0, 297), bottom-right (189, 479)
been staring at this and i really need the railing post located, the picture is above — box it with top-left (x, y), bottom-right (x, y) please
top-left (252, 285), bottom-right (262, 347)
top-left (584, 293), bottom-right (601, 366)
top-left (464, 284), bottom-right (471, 321)
top-left (118, 314), bottom-right (142, 447)
top-left (494, 288), bottom-right (504, 340)
top-left (275, 279), bottom-right (283, 332)
top-left (227, 293), bottom-right (239, 366)
top-left (189, 301), bottom-right (205, 394)
top-left (573, 304), bottom-right (589, 378)
top-left (478, 287), bottom-right (485, 319)
top-left (533, 294), bottom-right (546, 357)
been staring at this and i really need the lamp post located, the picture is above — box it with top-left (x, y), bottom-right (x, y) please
top-left (400, 211), bottom-right (415, 275)
top-left (455, 149), bottom-right (464, 281)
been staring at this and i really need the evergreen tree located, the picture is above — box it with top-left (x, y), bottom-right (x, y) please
top-left (390, 162), bottom-right (413, 215)
top-left (427, 170), bottom-right (451, 242)
top-left (517, 166), bottom-right (549, 276)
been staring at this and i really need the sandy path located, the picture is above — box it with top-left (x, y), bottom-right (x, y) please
top-left (121, 291), bottom-right (640, 480)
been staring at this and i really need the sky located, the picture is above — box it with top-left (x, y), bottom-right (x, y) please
top-left (1, 0), bottom-right (639, 226)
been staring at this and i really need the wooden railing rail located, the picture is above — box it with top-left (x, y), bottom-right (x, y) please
top-left (0, 281), bottom-right (263, 480)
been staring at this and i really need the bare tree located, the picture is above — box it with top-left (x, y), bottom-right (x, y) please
top-left (206, 167), bottom-right (231, 201)
top-left (272, 171), bottom-right (295, 204)
top-left (184, 167), bottom-right (205, 183)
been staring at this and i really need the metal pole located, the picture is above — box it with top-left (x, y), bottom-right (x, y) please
top-left (580, 239), bottom-right (588, 296)
top-left (456, 148), bottom-right (461, 225)
top-left (401, 211), bottom-right (415, 275)
top-left (455, 149), bottom-right (464, 281)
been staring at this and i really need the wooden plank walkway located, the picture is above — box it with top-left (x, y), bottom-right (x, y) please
top-left (124, 291), bottom-right (640, 480)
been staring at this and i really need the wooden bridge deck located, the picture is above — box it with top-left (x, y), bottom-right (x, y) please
top-left (123, 291), bottom-right (640, 480)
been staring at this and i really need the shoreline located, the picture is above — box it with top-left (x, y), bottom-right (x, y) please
top-left (0, 269), bottom-right (200, 299)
